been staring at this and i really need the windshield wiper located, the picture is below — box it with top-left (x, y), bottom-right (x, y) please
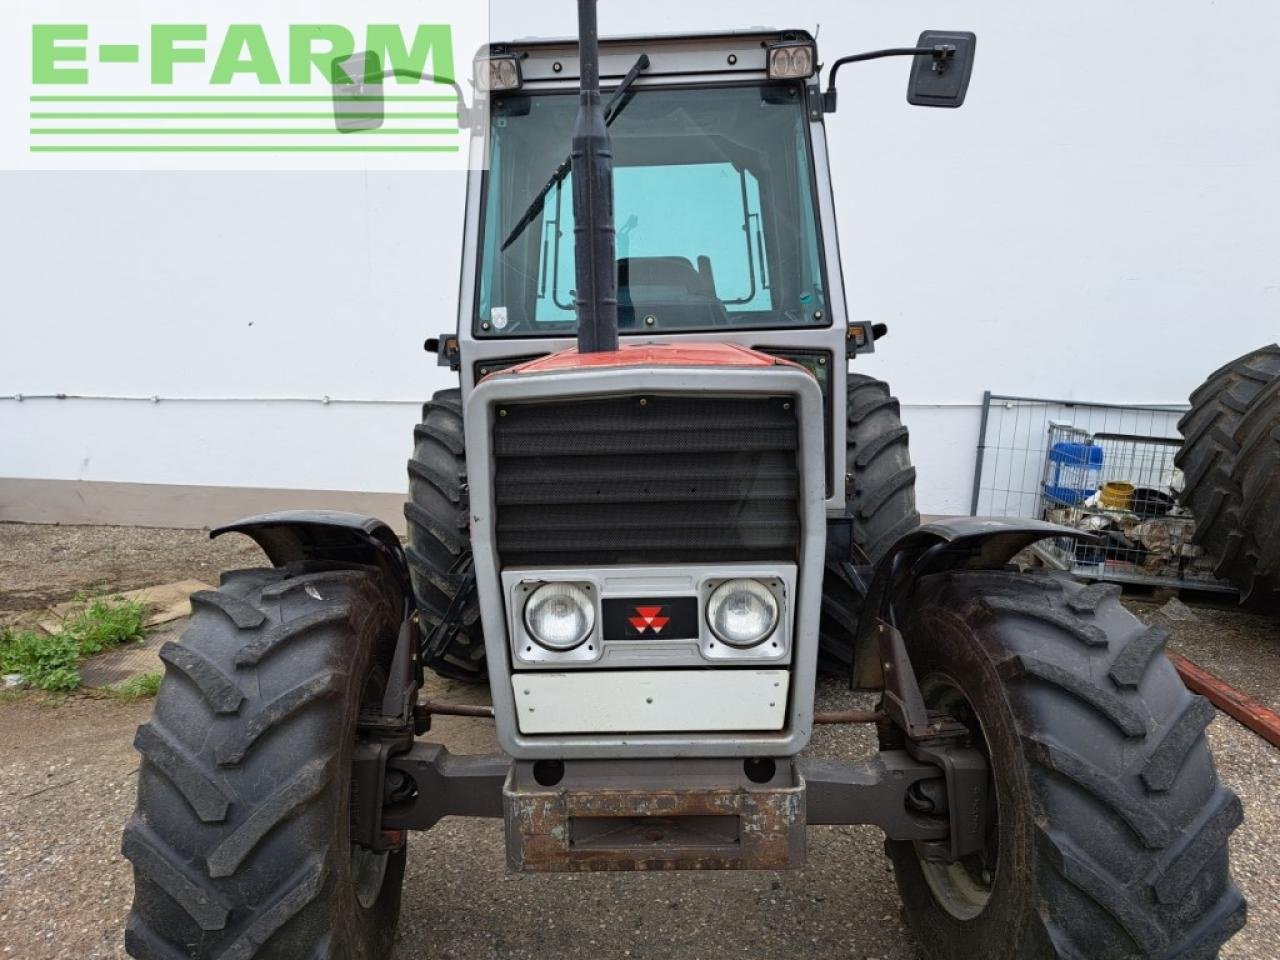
top-left (500, 54), bottom-right (650, 252)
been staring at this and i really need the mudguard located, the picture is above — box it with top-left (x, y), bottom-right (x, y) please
top-left (851, 517), bottom-right (1097, 744)
top-left (211, 510), bottom-right (413, 617)
top-left (856, 516), bottom-right (1095, 643)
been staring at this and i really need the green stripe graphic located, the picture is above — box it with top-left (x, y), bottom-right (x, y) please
top-left (31, 95), bottom-right (455, 103)
top-left (30, 112), bottom-right (456, 120)
top-left (31, 128), bottom-right (457, 136)
top-left (30, 145), bottom-right (461, 153)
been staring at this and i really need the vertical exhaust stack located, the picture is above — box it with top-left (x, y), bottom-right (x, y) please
top-left (571, 0), bottom-right (619, 353)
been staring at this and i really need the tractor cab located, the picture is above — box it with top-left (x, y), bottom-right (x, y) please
top-left (460, 30), bottom-right (847, 397)
top-left (475, 37), bottom-right (828, 341)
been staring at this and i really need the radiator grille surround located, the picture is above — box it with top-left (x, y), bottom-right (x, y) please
top-left (492, 394), bottom-right (801, 566)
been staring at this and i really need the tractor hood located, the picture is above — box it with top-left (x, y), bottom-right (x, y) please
top-left (501, 342), bottom-right (809, 377)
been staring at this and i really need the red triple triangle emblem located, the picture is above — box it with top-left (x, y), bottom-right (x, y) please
top-left (628, 605), bottom-right (670, 634)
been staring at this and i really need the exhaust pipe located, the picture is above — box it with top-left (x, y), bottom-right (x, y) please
top-left (571, 0), bottom-right (619, 353)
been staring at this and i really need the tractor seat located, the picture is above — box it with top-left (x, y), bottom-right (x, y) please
top-left (617, 256), bottom-right (703, 296)
top-left (617, 255), bottom-right (728, 329)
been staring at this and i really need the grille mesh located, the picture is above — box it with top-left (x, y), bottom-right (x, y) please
top-left (492, 394), bottom-right (800, 566)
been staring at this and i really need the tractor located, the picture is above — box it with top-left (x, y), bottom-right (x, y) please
top-left (122, 5), bottom-right (1244, 958)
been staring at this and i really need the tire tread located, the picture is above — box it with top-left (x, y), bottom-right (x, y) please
top-left (406, 387), bottom-right (488, 682)
top-left (1176, 344), bottom-right (1280, 594)
top-left (894, 571), bottom-right (1244, 959)
top-left (125, 570), bottom-right (405, 959)
top-left (819, 375), bottom-right (920, 677)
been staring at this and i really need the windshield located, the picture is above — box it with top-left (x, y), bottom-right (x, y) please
top-left (476, 83), bottom-right (828, 338)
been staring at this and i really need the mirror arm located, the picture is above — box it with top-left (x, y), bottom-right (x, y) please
top-left (380, 69), bottom-right (472, 127)
top-left (822, 45), bottom-right (956, 113)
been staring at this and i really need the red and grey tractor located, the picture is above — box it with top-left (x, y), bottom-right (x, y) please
top-left (123, 6), bottom-right (1244, 958)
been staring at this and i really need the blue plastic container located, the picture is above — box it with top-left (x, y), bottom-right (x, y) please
top-left (1044, 441), bottom-right (1103, 506)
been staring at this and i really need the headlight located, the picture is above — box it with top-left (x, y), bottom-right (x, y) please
top-left (706, 579), bottom-right (779, 648)
top-left (524, 583), bottom-right (594, 650)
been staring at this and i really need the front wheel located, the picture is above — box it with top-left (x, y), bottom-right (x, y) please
top-left (123, 565), bottom-right (407, 960)
top-left (887, 571), bottom-right (1245, 959)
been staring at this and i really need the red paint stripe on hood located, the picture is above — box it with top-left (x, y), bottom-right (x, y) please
top-left (506, 342), bottom-right (802, 374)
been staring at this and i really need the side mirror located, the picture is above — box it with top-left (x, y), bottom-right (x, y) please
top-left (907, 31), bottom-right (976, 108)
top-left (331, 51), bottom-right (385, 132)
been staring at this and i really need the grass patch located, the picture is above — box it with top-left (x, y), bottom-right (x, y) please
top-left (0, 628), bottom-right (81, 691)
top-left (62, 595), bottom-right (149, 654)
top-left (108, 672), bottom-right (163, 700)
top-left (0, 596), bottom-right (150, 692)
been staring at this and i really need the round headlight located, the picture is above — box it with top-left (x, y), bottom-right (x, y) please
top-left (524, 583), bottom-right (595, 651)
top-left (706, 579), bottom-right (779, 648)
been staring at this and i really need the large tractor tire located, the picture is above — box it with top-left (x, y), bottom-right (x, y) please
top-left (819, 373), bottom-right (921, 678)
top-left (405, 387), bottom-right (487, 681)
top-left (123, 565), bottom-right (407, 960)
top-left (1175, 344), bottom-right (1280, 595)
top-left (887, 570), bottom-right (1244, 960)
top-left (1230, 375), bottom-right (1280, 603)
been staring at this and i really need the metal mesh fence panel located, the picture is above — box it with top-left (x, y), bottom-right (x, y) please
top-left (970, 393), bottom-right (1232, 593)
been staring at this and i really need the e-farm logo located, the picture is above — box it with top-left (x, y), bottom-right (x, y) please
top-left (11, 8), bottom-right (486, 169)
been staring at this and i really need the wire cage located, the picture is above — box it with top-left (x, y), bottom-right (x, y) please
top-left (970, 393), bottom-right (1233, 593)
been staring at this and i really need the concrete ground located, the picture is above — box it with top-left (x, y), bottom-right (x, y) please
top-left (0, 523), bottom-right (1277, 959)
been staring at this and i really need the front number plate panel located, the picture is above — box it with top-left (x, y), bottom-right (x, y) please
top-left (511, 669), bottom-right (790, 734)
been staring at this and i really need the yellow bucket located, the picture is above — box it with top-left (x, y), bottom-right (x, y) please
top-left (1100, 481), bottom-right (1135, 511)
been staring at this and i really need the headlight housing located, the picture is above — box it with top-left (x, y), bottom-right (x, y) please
top-left (766, 41), bottom-right (817, 80)
top-left (524, 582), bottom-right (594, 650)
top-left (475, 55), bottom-right (523, 93)
top-left (706, 579), bottom-right (779, 648)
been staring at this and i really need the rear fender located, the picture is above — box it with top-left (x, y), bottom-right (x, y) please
top-left (211, 510), bottom-right (413, 619)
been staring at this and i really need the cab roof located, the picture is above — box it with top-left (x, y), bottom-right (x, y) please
top-left (479, 29), bottom-right (818, 84)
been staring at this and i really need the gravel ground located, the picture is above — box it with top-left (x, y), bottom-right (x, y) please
top-left (0, 523), bottom-right (1276, 959)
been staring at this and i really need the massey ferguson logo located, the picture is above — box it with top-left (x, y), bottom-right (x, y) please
top-left (603, 596), bottom-right (695, 641)
top-left (627, 606), bottom-right (670, 634)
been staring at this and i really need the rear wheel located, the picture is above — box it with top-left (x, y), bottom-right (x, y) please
top-left (820, 374), bottom-right (920, 678)
top-left (123, 565), bottom-right (407, 960)
top-left (888, 570), bottom-right (1244, 959)
top-left (405, 388), bottom-right (487, 681)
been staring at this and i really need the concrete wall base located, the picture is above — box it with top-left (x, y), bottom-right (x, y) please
top-left (0, 478), bottom-right (408, 535)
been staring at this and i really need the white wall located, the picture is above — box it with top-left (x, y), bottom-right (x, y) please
top-left (3, 0), bottom-right (1278, 517)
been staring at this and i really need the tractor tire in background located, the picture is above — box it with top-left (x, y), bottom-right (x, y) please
top-left (1230, 374), bottom-right (1280, 603)
top-left (1175, 344), bottom-right (1280, 599)
top-left (405, 388), bottom-right (487, 681)
top-left (887, 570), bottom-right (1244, 960)
top-left (123, 566), bottom-right (407, 960)
top-left (819, 374), bottom-right (921, 678)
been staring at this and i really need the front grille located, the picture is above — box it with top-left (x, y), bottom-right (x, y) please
top-left (492, 394), bottom-right (800, 566)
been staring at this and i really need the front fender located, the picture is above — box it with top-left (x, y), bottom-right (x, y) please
top-left (211, 510), bottom-right (412, 617)
top-left (857, 516), bottom-right (1095, 643)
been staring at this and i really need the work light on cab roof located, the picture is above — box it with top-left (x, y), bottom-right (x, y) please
top-left (766, 39), bottom-right (817, 79)
top-left (476, 54), bottom-right (523, 92)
